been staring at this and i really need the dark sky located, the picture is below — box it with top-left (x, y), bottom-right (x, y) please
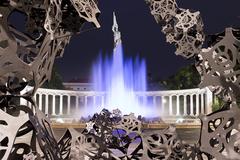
top-left (12, 0), bottom-right (240, 81)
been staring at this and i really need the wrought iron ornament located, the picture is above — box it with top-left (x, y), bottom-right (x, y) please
top-left (146, 0), bottom-right (205, 58)
top-left (146, 0), bottom-right (240, 159)
top-left (0, 0), bottom-right (239, 159)
top-left (146, 0), bottom-right (240, 103)
top-left (69, 109), bottom-right (213, 159)
top-left (0, 0), bottom-right (100, 95)
top-left (0, 0), bottom-right (100, 159)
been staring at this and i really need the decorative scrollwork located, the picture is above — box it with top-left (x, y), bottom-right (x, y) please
top-left (70, 128), bottom-right (100, 159)
top-left (147, 1), bottom-right (240, 160)
top-left (199, 104), bottom-right (240, 159)
top-left (0, 0), bottom-right (240, 159)
top-left (0, 0), bottom-right (101, 96)
top-left (142, 126), bottom-right (177, 159)
top-left (196, 28), bottom-right (240, 102)
top-left (146, 0), bottom-right (178, 23)
top-left (173, 9), bottom-right (204, 58)
top-left (116, 113), bottom-right (142, 135)
top-left (146, 0), bottom-right (205, 58)
top-left (0, 107), bottom-right (29, 159)
top-left (0, 0), bottom-right (101, 159)
top-left (67, 109), bottom-right (214, 160)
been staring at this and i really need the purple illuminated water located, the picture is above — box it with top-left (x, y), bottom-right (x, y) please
top-left (88, 44), bottom-right (158, 117)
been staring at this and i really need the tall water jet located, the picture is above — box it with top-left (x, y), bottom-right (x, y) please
top-left (90, 12), bottom-right (158, 117)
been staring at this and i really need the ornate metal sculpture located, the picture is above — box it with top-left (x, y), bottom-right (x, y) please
top-left (196, 28), bottom-right (240, 102)
top-left (146, 0), bottom-right (205, 58)
top-left (146, 0), bottom-right (240, 159)
top-left (0, 0), bottom-right (100, 95)
top-left (0, 0), bottom-right (240, 159)
top-left (0, 0), bottom-right (100, 159)
top-left (67, 109), bottom-right (205, 159)
top-left (200, 104), bottom-right (240, 159)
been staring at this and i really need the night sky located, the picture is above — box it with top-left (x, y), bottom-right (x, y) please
top-left (32, 1), bottom-right (240, 81)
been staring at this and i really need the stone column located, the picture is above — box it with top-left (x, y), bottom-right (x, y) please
top-left (161, 96), bottom-right (165, 113)
top-left (183, 95), bottom-right (187, 116)
top-left (39, 94), bottom-right (42, 111)
top-left (201, 93), bottom-right (204, 114)
top-left (196, 94), bottom-right (199, 116)
top-left (205, 88), bottom-right (213, 114)
top-left (176, 95), bottom-right (180, 116)
top-left (153, 96), bottom-right (157, 107)
top-left (85, 96), bottom-right (88, 108)
top-left (169, 95), bottom-right (173, 116)
top-left (75, 96), bottom-right (79, 111)
top-left (67, 95), bottom-right (71, 115)
top-left (45, 94), bottom-right (48, 114)
top-left (52, 95), bottom-right (56, 116)
top-left (59, 95), bottom-right (63, 115)
top-left (190, 94), bottom-right (194, 116)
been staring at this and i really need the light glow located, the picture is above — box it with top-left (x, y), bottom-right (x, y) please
top-left (85, 44), bottom-right (159, 117)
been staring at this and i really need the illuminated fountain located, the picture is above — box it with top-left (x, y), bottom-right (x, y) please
top-left (90, 13), bottom-right (158, 117)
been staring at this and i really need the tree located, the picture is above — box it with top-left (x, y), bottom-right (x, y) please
top-left (147, 72), bottom-right (166, 91)
top-left (42, 65), bottom-right (65, 90)
top-left (161, 64), bottom-right (201, 90)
